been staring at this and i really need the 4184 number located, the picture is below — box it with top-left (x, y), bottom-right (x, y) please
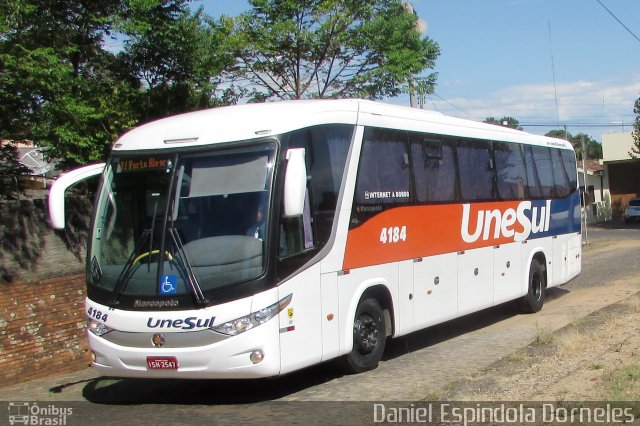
top-left (379, 226), bottom-right (407, 244)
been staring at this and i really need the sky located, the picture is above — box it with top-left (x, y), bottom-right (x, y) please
top-left (197, 0), bottom-right (640, 143)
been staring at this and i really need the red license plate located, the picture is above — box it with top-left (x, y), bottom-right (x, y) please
top-left (146, 356), bottom-right (179, 370)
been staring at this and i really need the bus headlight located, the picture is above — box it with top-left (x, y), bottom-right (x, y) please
top-left (212, 294), bottom-right (292, 336)
top-left (87, 318), bottom-right (112, 337)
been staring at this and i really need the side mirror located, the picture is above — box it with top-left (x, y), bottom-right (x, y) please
top-left (283, 148), bottom-right (306, 217)
top-left (48, 163), bottom-right (105, 229)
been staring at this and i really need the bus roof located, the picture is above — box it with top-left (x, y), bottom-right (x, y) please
top-left (113, 99), bottom-right (574, 152)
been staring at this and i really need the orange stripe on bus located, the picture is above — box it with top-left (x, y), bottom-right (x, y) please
top-left (343, 201), bottom-right (526, 270)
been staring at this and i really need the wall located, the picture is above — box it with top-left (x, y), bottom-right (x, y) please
top-left (0, 196), bottom-right (92, 386)
top-left (0, 198), bottom-right (90, 283)
top-left (578, 168), bottom-right (611, 223)
top-left (602, 132), bottom-right (634, 162)
top-left (0, 274), bottom-right (90, 387)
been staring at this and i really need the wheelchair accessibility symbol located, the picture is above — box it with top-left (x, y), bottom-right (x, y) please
top-left (159, 275), bottom-right (177, 295)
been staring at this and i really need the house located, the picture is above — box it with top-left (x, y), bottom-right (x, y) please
top-left (602, 132), bottom-right (640, 219)
top-left (578, 159), bottom-right (610, 223)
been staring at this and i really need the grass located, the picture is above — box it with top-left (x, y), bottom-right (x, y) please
top-left (601, 364), bottom-right (640, 400)
top-left (507, 352), bottom-right (530, 363)
top-left (556, 328), bottom-right (592, 356)
top-left (423, 391), bottom-right (443, 401)
top-left (534, 324), bottom-right (554, 346)
top-left (627, 294), bottom-right (640, 312)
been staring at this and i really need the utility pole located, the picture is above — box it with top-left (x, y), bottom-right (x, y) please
top-left (581, 134), bottom-right (589, 244)
top-left (409, 77), bottom-right (417, 108)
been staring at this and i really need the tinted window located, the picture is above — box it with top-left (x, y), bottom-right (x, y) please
top-left (531, 146), bottom-right (554, 198)
top-left (560, 149), bottom-right (577, 191)
top-left (457, 139), bottom-right (494, 201)
top-left (409, 133), bottom-right (457, 203)
top-left (494, 142), bottom-right (526, 200)
top-left (351, 128), bottom-right (411, 227)
top-left (523, 145), bottom-right (542, 198)
top-left (551, 148), bottom-right (571, 198)
top-left (285, 124), bottom-right (353, 250)
top-left (355, 128), bottom-right (411, 206)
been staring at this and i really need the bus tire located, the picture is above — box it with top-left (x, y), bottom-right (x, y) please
top-left (520, 258), bottom-right (545, 313)
top-left (342, 298), bottom-right (386, 374)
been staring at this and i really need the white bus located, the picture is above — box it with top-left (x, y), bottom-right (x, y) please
top-left (49, 99), bottom-right (581, 378)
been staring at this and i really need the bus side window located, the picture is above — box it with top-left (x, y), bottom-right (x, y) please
top-left (560, 149), bottom-right (578, 190)
top-left (457, 139), bottom-right (494, 201)
top-left (351, 128), bottom-right (411, 226)
top-left (494, 142), bottom-right (527, 200)
top-left (551, 148), bottom-right (571, 198)
top-left (409, 133), bottom-right (458, 203)
top-left (531, 146), bottom-right (555, 198)
top-left (524, 145), bottom-right (543, 198)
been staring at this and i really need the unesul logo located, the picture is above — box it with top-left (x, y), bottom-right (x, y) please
top-left (461, 200), bottom-right (552, 244)
top-left (146, 315), bottom-right (216, 330)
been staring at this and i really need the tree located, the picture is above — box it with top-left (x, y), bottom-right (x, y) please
top-left (119, 2), bottom-right (236, 122)
top-left (0, 0), bottom-right (235, 167)
top-left (0, 0), bottom-right (139, 166)
top-left (226, 0), bottom-right (440, 101)
top-left (484, 116), bottom-right (521, 130)
top-left (630, 97), bottom-right (640, 159)
top-left (544, 130), bottom-right (602, 160)
top-left (545, 129), bottom-right (571, 140)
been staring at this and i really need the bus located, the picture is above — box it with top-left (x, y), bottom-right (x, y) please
top-left (48, 99), bottom-right (581, 378)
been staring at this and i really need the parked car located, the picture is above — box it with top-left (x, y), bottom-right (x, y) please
top-left (624, 197), bottom-right (640, 223)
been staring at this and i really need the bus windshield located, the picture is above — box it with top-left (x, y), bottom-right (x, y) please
top-left (88, 143), bottom-right (277, 304)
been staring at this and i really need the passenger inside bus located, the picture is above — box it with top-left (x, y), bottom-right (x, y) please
top-left (246, 204), bottom-right (266, 240)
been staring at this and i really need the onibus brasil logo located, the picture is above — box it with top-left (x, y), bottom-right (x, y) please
top-left (8, 402), bottom-right (73, 425)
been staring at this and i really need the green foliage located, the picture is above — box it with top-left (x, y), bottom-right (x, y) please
top-left (0, 0), bottom-right (137, 167)
top-left (545, 130), bottom-right (602, 160)
top-left (119, 2), bottom-right (235, 121)
top-left (0, 0), bottom-right (235, 168)
top-left (630, 97), bottom-right (640, 159)
top-left (484, 116), bottom-right (521, 129)
top-left (0, 145), bottom-right (31, 199)
top-left (1, 0), bottom-right (442, 167)
top-left (227, 0), bottom-right (440, 100)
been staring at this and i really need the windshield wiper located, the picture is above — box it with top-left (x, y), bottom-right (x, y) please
top-left (168, 227), bottom-right (208, 306)
top-left (110, 228), bottom-right (152, 306)
top-left (163, 162), bottom-right (207, 306)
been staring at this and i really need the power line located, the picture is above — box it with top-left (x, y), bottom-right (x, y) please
top-left (431, 93), bottom-right (468, 114)
top-left (520, 123), bottom-right (631, 128)
top-left (594, 0), bottom-right (640, 45)
top-left (548, 20), bottom-right (561, 127)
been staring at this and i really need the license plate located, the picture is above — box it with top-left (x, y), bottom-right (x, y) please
top-left (146, 356), bottom-right (179, 370)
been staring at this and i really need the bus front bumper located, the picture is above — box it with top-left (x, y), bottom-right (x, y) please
top-left (87, 322), bottom-right (281, 379)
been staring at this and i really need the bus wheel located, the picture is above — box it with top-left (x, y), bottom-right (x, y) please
top-left (519, 258), bottom-right (545, 313)
top-left (342, 298), bottom-right (386, 373)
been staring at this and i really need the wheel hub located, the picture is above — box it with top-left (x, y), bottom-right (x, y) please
top-left (354, 314), bottom-right (378, 354)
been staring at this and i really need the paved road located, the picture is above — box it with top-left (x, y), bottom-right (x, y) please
top-left (1, 224), bottom-right (639, 424)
